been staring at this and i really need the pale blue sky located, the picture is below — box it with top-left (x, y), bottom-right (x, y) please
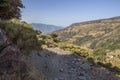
top-left (21, 0), bottom-right (120, 27)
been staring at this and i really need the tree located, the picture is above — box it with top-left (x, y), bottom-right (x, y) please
top-left (0, 0), bottom-right (24, 20)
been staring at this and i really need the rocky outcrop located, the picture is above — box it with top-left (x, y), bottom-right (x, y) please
top-left (0, 29), bottom-right (10, 50)
top-left (0, 29), bottom-right (26, 80)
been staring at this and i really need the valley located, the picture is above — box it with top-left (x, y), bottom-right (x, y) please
top-left (0, 0), bottom-right (120, 80)
top-left (0, 17), bottom-right (120, 80)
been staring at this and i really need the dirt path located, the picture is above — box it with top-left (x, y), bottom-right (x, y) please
top-left (28, 48), bottom-right (119, 80)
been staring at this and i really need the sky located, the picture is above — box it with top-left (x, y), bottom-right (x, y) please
top-left (21, 0), bottom-right (120, 27)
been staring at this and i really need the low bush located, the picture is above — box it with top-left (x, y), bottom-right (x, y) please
top-left (93, 48), bottom-right (106, 62)
top-left (58, 42), bottom-right (89, 57)
top-left (87, 57), bottom-right (95, 65)
top-left (50, 33), bottom-right (58, 38)
top-left (0, 19), bottom-right (41, 55)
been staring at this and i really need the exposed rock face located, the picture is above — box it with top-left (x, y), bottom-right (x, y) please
top-left (0, 29), bottom-right (10, 50)
top-left (0, 29), bottom-right (26, 80)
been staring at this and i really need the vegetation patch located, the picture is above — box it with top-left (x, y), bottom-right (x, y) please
top-left (74, 35), bottom-right (94, 46)
top-left (0, 19), bottom-right (42, 55)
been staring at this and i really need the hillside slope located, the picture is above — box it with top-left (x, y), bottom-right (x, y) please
top-left (53, 16), bottom-right (120, 50)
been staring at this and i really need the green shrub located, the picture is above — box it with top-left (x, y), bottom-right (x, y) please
top-left (115, 71), bottom-right (120, 77)
top-left (58, 42), bottom-right (89, 57)
top-left (53, 38), bottom-right (60, 43)
top-left (93, 48), bottom-right (106, 62)
top-left (87, 57), bottom-right (95, 65)
top-left (50, 33), bottom-right (58, 38)
top-left (40, 35), bottom-right (47, 39)
top-left (0, 19), bottom-right (41, 55)
top-left (38, 40), bottom-right (45, 46)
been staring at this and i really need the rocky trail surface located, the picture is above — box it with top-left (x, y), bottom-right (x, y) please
top-left (28, 48), bottom-right (119, 80)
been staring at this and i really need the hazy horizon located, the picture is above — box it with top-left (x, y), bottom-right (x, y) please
top-left (22, 0), bottom-right (120, 27)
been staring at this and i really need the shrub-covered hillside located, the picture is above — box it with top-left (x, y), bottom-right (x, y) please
top-left (0, 19), bottom-right (42, 54)
top-left (52, 16), bottom-right (120, 50)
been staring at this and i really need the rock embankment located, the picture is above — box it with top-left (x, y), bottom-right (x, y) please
top-left (0, 29), bottom-right (26, 80)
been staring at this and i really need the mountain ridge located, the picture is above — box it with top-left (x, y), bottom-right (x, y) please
top-left (69, 16), bottom-right (120, 26)
top-left (31, 23), bottom-right (63, 34)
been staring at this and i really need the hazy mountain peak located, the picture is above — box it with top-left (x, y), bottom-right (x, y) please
top-left (31, 23), bottom-right (63, 34)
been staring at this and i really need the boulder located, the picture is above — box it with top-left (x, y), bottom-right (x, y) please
top-left (81, 63), bottom-right (91, 70)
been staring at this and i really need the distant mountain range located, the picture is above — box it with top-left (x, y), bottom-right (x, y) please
top-left (31, 23), bottom-right (63, 34)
